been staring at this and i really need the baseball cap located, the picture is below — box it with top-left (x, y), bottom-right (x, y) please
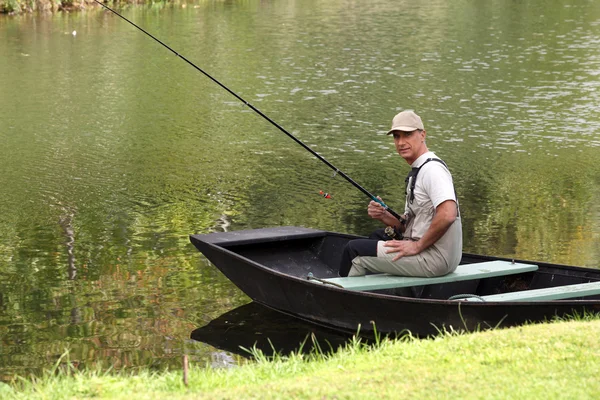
top-left (386, 110), bottom-right (424, 134)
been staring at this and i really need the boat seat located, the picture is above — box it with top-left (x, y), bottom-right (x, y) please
top-left (464, 280), bottom-right (600, 302)
top-left (318, 260), bottom-right (538, 291)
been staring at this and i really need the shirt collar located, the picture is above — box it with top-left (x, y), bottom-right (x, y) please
top-left (411, 151), bottom-right (437, 168)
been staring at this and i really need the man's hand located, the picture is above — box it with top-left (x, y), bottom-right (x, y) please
top-left (368, 196), bottom-right (405, 229)
top-left (367, 198), bottom-right (388, 221)
top-left (382, 240), bottom-right (421, 261)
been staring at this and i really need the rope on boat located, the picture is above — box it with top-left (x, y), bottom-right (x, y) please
top-left (448, 294), bottom-right (486, 302)
top-left (306, 273), bottom-right (345, 288)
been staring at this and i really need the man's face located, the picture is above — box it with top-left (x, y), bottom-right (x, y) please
top-left (392, 129), bottom-right (427, 164)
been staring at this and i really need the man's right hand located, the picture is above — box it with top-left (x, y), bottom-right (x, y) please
top-left (367, 196), bottom-right (388, 220)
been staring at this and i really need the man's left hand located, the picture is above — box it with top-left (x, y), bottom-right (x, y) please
top-left (382, 240), bottom-right (421, 261)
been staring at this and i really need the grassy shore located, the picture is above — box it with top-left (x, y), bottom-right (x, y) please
top-left (1, 0), bottom-right (91, 15)
top-left (0, 0), bottom-right (172, 15)
top-left (2, 317), bottom-right (600, 399)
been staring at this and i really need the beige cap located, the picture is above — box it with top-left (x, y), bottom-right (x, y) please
top-left (386, 110), bottom-right (424, 134)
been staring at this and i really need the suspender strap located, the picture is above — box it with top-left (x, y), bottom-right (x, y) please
top-left (405, 158), bottom-right (448, 204)
top-left (404, 157), bottom-right (460, 217)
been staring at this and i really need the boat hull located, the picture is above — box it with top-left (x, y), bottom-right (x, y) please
top-left (190, 226), bottom-right (600, 336)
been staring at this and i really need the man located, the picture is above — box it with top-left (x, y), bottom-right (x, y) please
top-left (339, 110), bottom-right (462, 277)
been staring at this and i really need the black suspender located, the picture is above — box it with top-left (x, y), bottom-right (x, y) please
top-left (405, 158), bottom-right (448, 204)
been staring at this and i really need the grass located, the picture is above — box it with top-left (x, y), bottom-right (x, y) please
top-left (2, 316), bottom-right (600, 399)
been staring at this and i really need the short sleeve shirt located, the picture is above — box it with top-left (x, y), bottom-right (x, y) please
top-left (403, 151), bottom-right (463, 268)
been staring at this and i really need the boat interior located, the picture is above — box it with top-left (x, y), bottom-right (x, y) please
top-left (219, 232), bottom-right (600, 302)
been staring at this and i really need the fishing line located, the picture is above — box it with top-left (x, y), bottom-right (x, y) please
top-left (93, 0), bottom-right (402, 220)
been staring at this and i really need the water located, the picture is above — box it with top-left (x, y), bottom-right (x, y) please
top-left (1, 0), bottom-right (600, 379)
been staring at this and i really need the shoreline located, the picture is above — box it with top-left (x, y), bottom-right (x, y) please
top-left (1, 0), bottom-right (184, 15)
top-left (2, 318), bottom-right (599, 399)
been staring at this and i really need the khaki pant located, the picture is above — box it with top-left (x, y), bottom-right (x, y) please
top-left (348, 240), bottom-right (454, 277)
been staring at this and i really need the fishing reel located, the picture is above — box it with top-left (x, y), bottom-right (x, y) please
top-left (384, 226), bottom-right (400, 240)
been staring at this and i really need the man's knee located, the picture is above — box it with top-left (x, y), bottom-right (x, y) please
top-left (339, 239), bottom-right (378, 277)
top-left (347, 239), bottom-right (378, 258)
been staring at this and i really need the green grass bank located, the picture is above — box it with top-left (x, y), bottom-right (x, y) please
top-left (2, 318), bottom-right (599, 399)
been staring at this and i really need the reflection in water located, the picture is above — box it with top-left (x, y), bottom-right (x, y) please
top-left (58, 207), bottom-right (77, 280)
top-left (208, 351), bottom-right (237, 369)
top-left (191, 302), bottom-right (358, 358)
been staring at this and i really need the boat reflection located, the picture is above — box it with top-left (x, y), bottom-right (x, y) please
top-left (191, 302), bottom-right (361, 358)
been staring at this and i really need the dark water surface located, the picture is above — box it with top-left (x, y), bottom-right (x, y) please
top-left (1, 0), bottom-right (600, 379)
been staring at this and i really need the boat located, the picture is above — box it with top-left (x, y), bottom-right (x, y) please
top-left (189, 226), bottom-right (600, 336)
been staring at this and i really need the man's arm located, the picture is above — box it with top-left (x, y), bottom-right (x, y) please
top-left (383, 199), bottom-right (457, 261)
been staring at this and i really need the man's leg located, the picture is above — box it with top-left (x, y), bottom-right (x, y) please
top-left (338, 239), bottom-right (378, 277)
top-left (355, 242), bottom-right (452, 277)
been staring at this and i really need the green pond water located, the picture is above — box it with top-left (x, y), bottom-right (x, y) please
top-left (1, 0), bottom-right (600, 378)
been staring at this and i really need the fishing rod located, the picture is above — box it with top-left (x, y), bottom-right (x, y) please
top-left (93, 0), bottom-right (402, 221)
